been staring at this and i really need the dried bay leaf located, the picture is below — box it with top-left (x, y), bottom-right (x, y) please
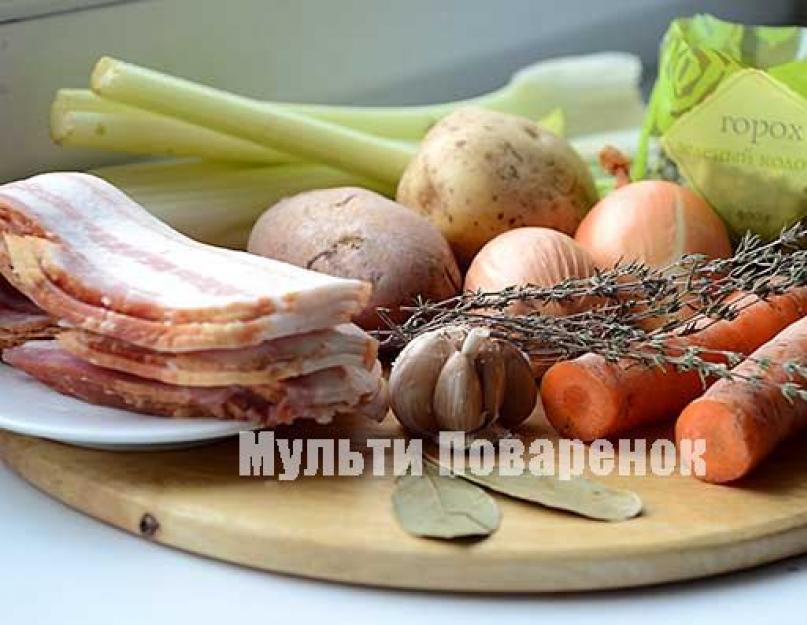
top-left (392, 463), bottom-right (500, 539)
top-left (466, 472), bottom-right (643, 522)
top-left (425, 455), bottom-right (642, 522)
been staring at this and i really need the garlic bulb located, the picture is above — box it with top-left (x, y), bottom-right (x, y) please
top-left (389, 326), bottom-right (538, 436)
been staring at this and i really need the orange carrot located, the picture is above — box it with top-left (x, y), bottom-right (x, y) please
top-left (676, 316), bottom-right (807, 483)
top-left (541, 288), bottom-right (807, 441)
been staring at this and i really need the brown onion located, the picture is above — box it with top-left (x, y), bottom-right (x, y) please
top-left (574, 181), bottom-right (732, 269)
top-left (464, 227), bottom-right (597, 317)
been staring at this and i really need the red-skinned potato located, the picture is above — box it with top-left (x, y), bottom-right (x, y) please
top-left (247, 187), bottom-right (461, 330)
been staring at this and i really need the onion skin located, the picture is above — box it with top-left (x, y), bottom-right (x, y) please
top-left (464, 227), bottom-right (597, 317)
top-left (574, 181), bottom-right (732, 269)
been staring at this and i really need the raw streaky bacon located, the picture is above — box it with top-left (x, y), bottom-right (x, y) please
top-left (0, 274), bottom-right (45, 314)
top-left (0, 172), bottom-right (371, 351)
top-left (0, 309), bottom-right (57, 349)
top-left (56, 324), bottom-right (377, 387)
top-left (0, 172), bottom-right (388, 426)
top-left (0, 275), bottom-right (57, 348)
top-left (3, 342), bottom-right (387, 425)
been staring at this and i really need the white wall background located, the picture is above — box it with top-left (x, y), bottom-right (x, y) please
top-left (0, 0), bottom-right (799, 181)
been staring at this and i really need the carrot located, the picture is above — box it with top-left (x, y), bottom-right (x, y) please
top-left (675, 315), bottom-right (807, 483)
top-left (541, 288), bottom-right (807, 442)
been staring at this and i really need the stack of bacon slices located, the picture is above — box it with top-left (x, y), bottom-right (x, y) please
top-left (0, 172), bottom-right (387, 425)
top-left (0, 275), bottom-right (58, 348)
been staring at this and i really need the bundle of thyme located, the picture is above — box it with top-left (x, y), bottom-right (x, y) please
top-left (375, 224), bottom-right (807, 397)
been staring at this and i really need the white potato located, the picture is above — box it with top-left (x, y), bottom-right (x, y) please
top-left (397, 107), bottom-right (597, 266)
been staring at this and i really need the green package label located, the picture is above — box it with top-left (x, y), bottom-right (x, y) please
top-left (637, 15), bottom-right (807, 239)
top-left (663, 70), bottom-right (807, 239)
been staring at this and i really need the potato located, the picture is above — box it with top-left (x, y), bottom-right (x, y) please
top-left (396, 107), bottom-right (597, 266)
top-left (248, 187), bottom-right (461, 331)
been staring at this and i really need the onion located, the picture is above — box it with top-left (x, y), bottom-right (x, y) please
top-left (464, 227), bottom-right (597, 317)
top-left (574, 181), bottom-right (732, 269)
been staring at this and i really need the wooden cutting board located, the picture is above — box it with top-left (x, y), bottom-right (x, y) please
top-left (2, 414), bottom-right (807, 593)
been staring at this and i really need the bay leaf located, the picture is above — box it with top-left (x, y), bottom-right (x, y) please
top-left (425, 455), bottom-right (642, 522)
top-left (392, 463), bottom-right (500, 539)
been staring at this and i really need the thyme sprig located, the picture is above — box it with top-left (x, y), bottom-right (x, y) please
top-left (374, 224), bottom-right (807, 397)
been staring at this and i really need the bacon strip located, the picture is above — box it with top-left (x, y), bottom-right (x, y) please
top-left (0, 275), bottom-right (58, 348)
top-left (0, 310), bottom-right (57, 349)
top-left (0, 173), bottom-right (388, 426)
top-left (0, 173), bottom-right (371, 351)
top-left (3, 342), bottom-right (387, 425)
top-left (0, 274), bottom-right (42, 314)
top-left (56, 324), bottom-right (376, 387)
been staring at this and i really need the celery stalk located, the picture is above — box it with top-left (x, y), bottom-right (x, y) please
top-left (88, 56), bottom-right (595, 184)
top-left (53, 88), bottom-right (128, 113)
top-left (93, 159), bottom-right (392, 248)
top-left (52, 90), bottom-right (292, 164)
top-left (78, 53), bottom-right (641, 140)
top-left (289, 52), bottom-right (643, 139)
top-left (53, 87), bottom-right (563, 169)
top-left (54, 86), bottom-right (563, 160)
top-left (52, 110), bottom-right (295, 164)
top-left (91, 57), bottom-right (414, 186)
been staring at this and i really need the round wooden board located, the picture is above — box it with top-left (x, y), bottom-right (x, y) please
top-left (2, 414), bottom-right (807, 593)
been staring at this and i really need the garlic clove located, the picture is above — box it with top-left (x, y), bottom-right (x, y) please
top-left (433, 350), bottom-right (485, 433)
top-left (389, 329), bottom-right (456, 435)
top-left (497, 341), bottom-right (539, 428)
top-left (460, 327), bottom-right (490, 358)
top-left (475, 341), bottom-right (506, 428)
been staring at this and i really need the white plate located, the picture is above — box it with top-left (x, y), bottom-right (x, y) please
top-left (0, 364), bottom-right (258, 450)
